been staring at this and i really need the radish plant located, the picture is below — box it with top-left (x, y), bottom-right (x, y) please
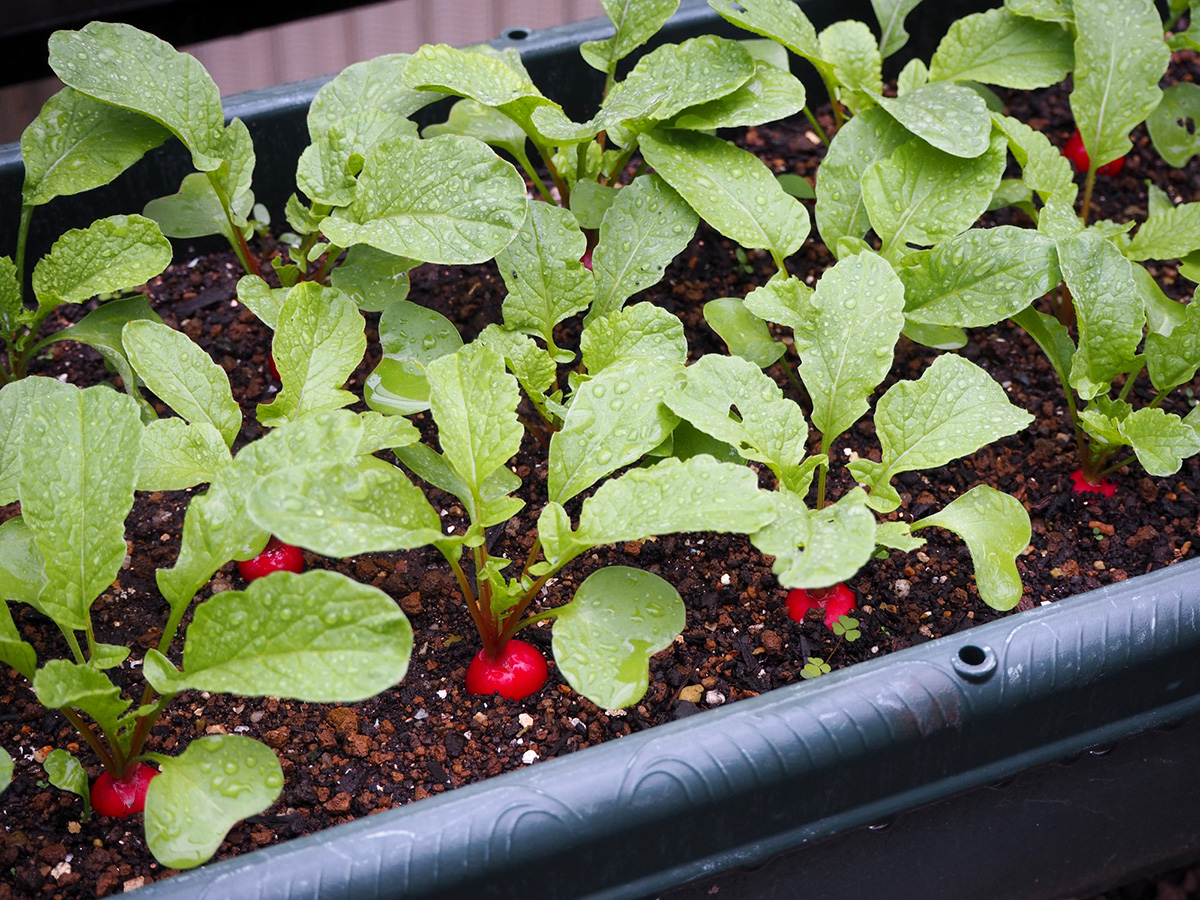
top-left (0, 325), bottom-right (413, 869)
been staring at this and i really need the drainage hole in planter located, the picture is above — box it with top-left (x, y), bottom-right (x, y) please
top-left (951, 644), bottom-right (997, 682)
top-left (501, 27), bottom-right (530, 40)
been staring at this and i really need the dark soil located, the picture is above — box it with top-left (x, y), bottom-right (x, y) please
top-left (3, 55), bottom-right (1200, 900)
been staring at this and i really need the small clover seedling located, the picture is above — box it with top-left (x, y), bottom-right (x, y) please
top-left (800, 657), bottom-right (831, 679)
top-left (0, 325), bottom-right (414, 869)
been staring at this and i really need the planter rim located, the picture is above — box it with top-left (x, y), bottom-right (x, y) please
top-left (2, 1), bottom-right (1199, 897)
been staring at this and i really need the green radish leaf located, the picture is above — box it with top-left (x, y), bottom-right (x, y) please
top-left (570, 180), bottom-right (620, 230)
top-left (143, 171), bottom-right (253, 244)
top-left (322, 134), bottom-right (527, 265)
top-left (0, 377), bottom-right (75, 505)
top-left (0, 598), bottom-right (37, 680)
top-left (1147, 301), bottom-right (1200, 390)
top-left (90, 643), bottom-right (130, 670)
top-left (365, 298), bottom-right (463, 417)
top-left (49, 22), bottom-right (225, 170)
top-left (580, 301), bottom-right (688, 375)
top-left (582, 0), bottom-right (680, 74)
top-left (31, 214), bottom-right (171, 309)
top-left (928, 7), bottom-right (1072, 89)
top-left (1117, 407), bottom-right (1200, 475)
top-left (553, 567), bottom-right (684, 709)
top-left (1134, 263), bottom-right (1187, 338)
top-left (477, 325), bottom-right (557, 399)
top-left (236, 275), bottom-right (288, 331)
top-left (145, 570), bottom-right (411, 702)
top-left (794, 251), bottom-right (905, 446)
top-left (1147, 83), bottom-right (1200, 167)
top-left (663, 354), bottom-right (815, 494)
top-left (427, 343), bottom-right (524, 515)
top-left (847, 355), bottom-right (1034, 512)
top-left (816, 108), bottom-right (910, 252)
top-left (392, 442), bottom-right (521, 532)
top-left (19, 386), bottom-right (141, 632)
top-left (987, 178), bottom-right (1035, 213)
top-left (1127, 202), bottom-right (1200, 261)
top-left (144, 736), bottom-right (283, 870)
top-left (777, 173), bottom-right (816, 200)
top-left (639, 129), bottom-right (810, 263)
top-left (897, 58), bottom-right (930, 95)
top-left (249, 462), bottom-right (444, 555)
top-left (1, 745), bottom-right (14, 793)
top-left (404, 44), bottom-right (558, 137)
top-left (21, 88), bottom-right (169, 207)
top-left (0, 517), bottom-right (45, 613)
top-left (43, 750), bottom-right (90, 813)
top-left (157, 411), bottom-right (364, 611)
top-left (1147, 182), bottom-right (1174, 220)
top-left (329, 245), bottom-right (418, 313)
top-left (424, 99), bottom-right (529, 160)
top-left (0, 257), bottom-right (17, 337)
top-left (574, 455), bottom-right (776, 547)
top-left (872, 0), bottom-right (924, 57)
top-left (991, 113), bottom-right (1077, 202)
top-left (53, 296), bottom-right (163, 421)
top-left (258, 284), bottom-right (366, 427)
top-left (818, 20), bottom-right (882, 109)
top-left (708, 0), bottom-right (829, 72)
top-left (862, 134), bottom-right (1007, 259)
top-left (137, 420), bottom-right (231, 492)
top-left (912, 486), bottom-right (1029, 611)
top-left (498, 202), bottom-right (592, 362)
top-left (34, 660), bottom-right (130, 734)
top-left (549, 359), bottom-right (682, 504)
top-left (874, 82), bottom-right (993, 158)
top-left (123, 320), bottom-right (241, 446)
top-left (1005, 0), bottom-right (1074, 25)
top-left (589, 174), bottom-right (698, 323)
top-left (1185, 406), bottom-right (1200, 440)
top-left (1059, 231), bottom-right (1144, 401)
top-left (703, 298), bottom-right (786, 367)
top-left (296, 126), bottom-right (362, 208)
top-left (1012, 307), bottom-right (1076, 394)
top-left (875, 520), bottom-right (926, 552)
top-left (752, 488), bottom-right (877, 588)
top-left (901, 321), bottom-right (968, 350)
top-left (538, 36), bottom-right (757, 141)
top-left (901, 226), bottom-right (1060, 327)
top-left (1071, 0), bottom-right (1169, 172)
top-left (670, 61), bottom-right (807, 130)
top-left (358, 412), bottom-right (421, 456)
top-left (309, 53), bottom-right (439, 141)
top-left (742, 275), bottom-right (815, 331)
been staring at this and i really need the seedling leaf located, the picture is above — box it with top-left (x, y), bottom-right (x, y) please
top-left (146, 570), bottom-right (411, 702)
top-left (929, 7), bottom-right (1072, 89)
top-left (1147, 82), bottom-right (1200, 167)
top-left (144, 736), bottom-right (283, 870)
top-left (1127, 202), bottom-right (1200, 261)
top-left (34, 660), bottom-right (130, 735)
top-left (553, 567), bottom-right (684, 709)
top-left (364, 298), bottom-right (463, 416)
top-left (872, 0), bottom-right (924, 57)
top-left (874, 82), bottom-right (993, 158)
top-left (751, 489), bottom-right (877, 588)
top-left (580, 301), bottom-right (688, 376)
top-left (0, 598), bottom-right (37, 680)
top-left (0, 377), bottom-right (74, 505)
top-left (590, 174), bottom-right (698, 322)
top-left (329, 245), bottom-right (419, 313)
top-left (19, 386), bottom-right (141, 631)
top-left (670, 61), bottom-right (807, 130)
top-left (913, 486), bottom-right (1030, 611)
top-left (847, 355), bottom-right (1034, 512)
top-left (1146, 301), bottom-right (1200, 391)
top-left (43, 750), bottom-right (90, 813)
top-left (31, 215), bottom-right (171, 309)
top-left (1117, 407), bottom-right (1200, 475)
top-left (21, 88), bottom-right (169, 207)
top-left (137, 420), bottom-right (231, 492)
top-left (582, 0), bottom-right (681, 75)
top-left (704, 298), bottom-right (786, 367)
top-left (640, 129), bottom-right (810, 262)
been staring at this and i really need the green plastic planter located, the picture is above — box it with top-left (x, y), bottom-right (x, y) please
top-left (2, 2), bottom-right (1198, 898)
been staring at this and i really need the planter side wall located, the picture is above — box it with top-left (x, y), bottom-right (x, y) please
top-left (137, 558), bottom-right (1200, 900)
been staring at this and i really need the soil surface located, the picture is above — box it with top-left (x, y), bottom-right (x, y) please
top-left (3, 52), bottom-right (1200, 900)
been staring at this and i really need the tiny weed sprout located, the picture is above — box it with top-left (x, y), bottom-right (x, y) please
top-left (237, 536), bottom-right (305, 582)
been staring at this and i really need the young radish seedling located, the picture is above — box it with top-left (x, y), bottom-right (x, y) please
top-left (0, 325), bottom-right (414, 869)
top-left (670, 251), bottom-right (1035, 617)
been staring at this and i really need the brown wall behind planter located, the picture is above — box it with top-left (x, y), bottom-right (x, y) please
top-left (0, 0), bottom-right (603, 145)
